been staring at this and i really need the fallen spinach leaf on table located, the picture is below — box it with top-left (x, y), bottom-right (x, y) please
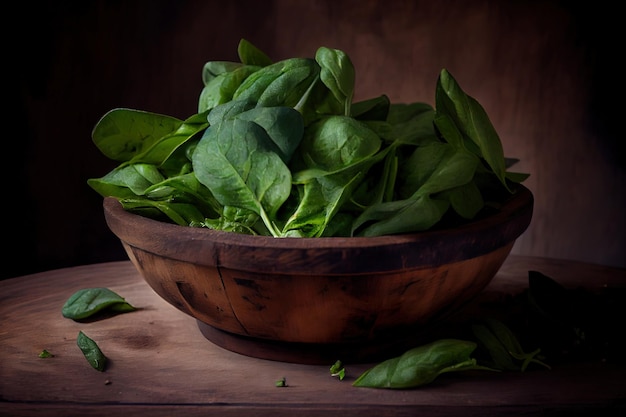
top-left (62, 287), bottom-right (136, 320)
top-left (472, 318), bottom-right (550, 372)
top-left (77, 331), bottom-right (107, 372)
top-left (353, 339), bottom-right (495, 389)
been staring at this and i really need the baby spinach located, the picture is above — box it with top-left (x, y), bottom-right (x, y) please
top-left (315, 46), bottom-right (355, 116)
top-left (232, 57), bottom-right (320, 111)
top-left (472, 318), bottom-right (551, 372)
top-left (435, 69), bottom-right (509, 191)
top-left (89, 38), bottom-right (528, 238)
top-left (91, 108), bottom-right (183, 162)
top-left (62, 287), bottom-right (136, 320)
top-left (353, 339), bottom-right (494, 389)
top-left (77, 331), bottom-right (107, 372)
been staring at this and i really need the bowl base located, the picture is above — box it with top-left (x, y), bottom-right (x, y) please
top-left (196, 320), bottom-right (446, 365)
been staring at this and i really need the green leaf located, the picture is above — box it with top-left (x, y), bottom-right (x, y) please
top-left (387, 106), bottom-right (438, 147)
top-left (237, 38), bottom-right (273, 66)
top-left (128, 111), bottom-right (210, 167)
top-left (352, 194), bottom-right (449, 237)
top-left (440, 181), bottom-right (484, 219)
top-left (330, 360), bottom-right (346, 380)
top-left (62, 288), bottom-right (136, 320)
top-left (353, 339), bottom-right (491, 389)
top-left (352, 95), bottom-right (390, 121)
top-left (92, 108), bottom-right (182, 162)
top-left (296, 116), bottom-right (381, 171)
top-left (202, 60), bottom-right (243, 84)
top-left (198, 65), bottom-right (261, 113)
top-left (472, 323), bottom-right (520, 371)
top-left (233, 106), bottom-right (305, 163)
top-left (77, 331), bottom-right (107, 372)
top-left (192, 118), bottom-right (292, 236)
top-left (473, 318), bottom-right (551, 372)
top-left (88, 164), bottom-right (165, 197)
top-left (315, 46), bottom-right (355, 116)
top-left (284, 169), bottom-right (364, 237)
top-left (386, 102), bottom-right (434, 125)
top-left (233, 58), bottom-right (320, 109)
top-left (119, 198), bottom-right (208, 226)
top-left (435, 69), bottom-right (509, 190)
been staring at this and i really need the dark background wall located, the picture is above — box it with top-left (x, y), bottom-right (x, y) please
top-left (5, 0), bottom-right (624, 280)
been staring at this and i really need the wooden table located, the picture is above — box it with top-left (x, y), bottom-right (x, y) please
top-left (1, 255), bottom-right (625, 416)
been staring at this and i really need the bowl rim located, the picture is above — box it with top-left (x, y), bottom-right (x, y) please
top-left (103, 184), bottom-right (533, 274)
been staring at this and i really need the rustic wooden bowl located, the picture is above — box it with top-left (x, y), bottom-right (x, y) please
top-left (103, 185), bottom-right (533, 364)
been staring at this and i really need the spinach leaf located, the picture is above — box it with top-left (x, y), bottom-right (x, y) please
top-left (284, 116), bottom-right (385, 236)
top-left (472, 318), bottom-right (551, 372)
top-left (315, 47), bottom-right (355, 116)
top-left (199, 205), bottom-right (260, 235)
top-left (192, 118), bottom-right (292, 237)
top-left (353, 142), bottom-right (478, 236)
top-left (283, 169), bottom-right (365, 237)
top-left (233, 58), bottom-right (320, 110)
top-left (440, 181), bottom-right (484, 219)
top-left (351, 194), bottom-right (449, 237)
top-left (119, 198), bottom-right (208, 226)
top-left (237, 38), bottom-right (273, 67)
top-left (352, 95), bottom-right (390, 121)
top-left (435, 69), bottom-right (509, 190)
top-left (202, 61), bottom-right (244, 84)
top-left (92, 108), bottom-right (182, 162)
top-left (198, 38), bottom-right (273, 113)
top-left (88, 163), bottom-right (165, 197)
top-left (77, 331), bottom-right (107, 372)
top-left (143, 172), bottom-right (222, 216)
top-left (353, 339), bottom-right (492, 389)
top-left (233, 106), bottom-right (304, 163)
top-left (62, 287), bottom-right (136, 320)
top-left (127, 111), bottom-right (210, 168)
top-left (198, 65), bottom-right (261, 113)
top-left (387, 106), bottom-right (438, 147)
top-left (349, 146), bottom-right (398, 209)
top-left (295, 116), bottom-right (381, 171)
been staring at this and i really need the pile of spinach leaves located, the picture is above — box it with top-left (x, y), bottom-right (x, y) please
top-left (88, 39), bottom-right (528, 237)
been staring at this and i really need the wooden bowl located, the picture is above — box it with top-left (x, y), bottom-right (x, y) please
top-left (103, 185), bottom-right (533, 364)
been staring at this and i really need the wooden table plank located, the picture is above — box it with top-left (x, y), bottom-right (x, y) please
top-left (1, 256), bottom-right (625, 416)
